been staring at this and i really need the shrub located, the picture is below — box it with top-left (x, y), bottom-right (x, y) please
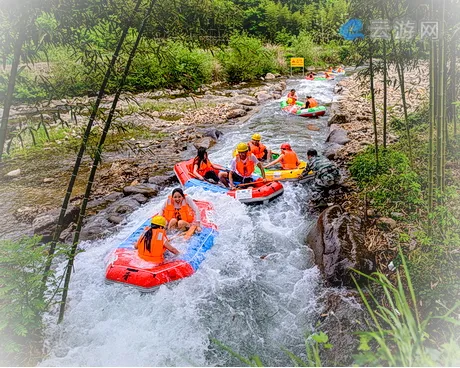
top-left (218, 33), bottom-right (278, 82)
top-left (0, 236), bottom-right (64, 366)
top-left (350, 147), bottom-right (423, 216)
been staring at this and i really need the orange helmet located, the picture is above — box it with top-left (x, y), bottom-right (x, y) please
top-left (280, 143), bottom-right (292, 151)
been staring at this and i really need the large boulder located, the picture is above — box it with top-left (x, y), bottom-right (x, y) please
top-left (235, 96), bottom-right (258, 106)
top-left (323, 143), bottom-right (343, 160)
top-left (326, 127), bottom-right (350, 145)
top-left (32, 205), bottom-right (80, 237)
top-left (328, 113), bottom-right (348, 126)
top-left (265, 72), bottom-right (276, 80)
top-left (201, 128), bottom-right (223, 141)
top-left (226, 109), bottom-right (247, 119)
top-left (255, 91), bottom-right (272, 103)
top-left (122, 183), bottom-right (159, 197)
top-left (194, 136), bottom-right (216, 150)
top-left (306, 205), bottom-right (374, 286)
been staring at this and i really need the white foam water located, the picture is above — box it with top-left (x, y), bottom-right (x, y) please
top-left (40, 78), bottom-right (337, 366)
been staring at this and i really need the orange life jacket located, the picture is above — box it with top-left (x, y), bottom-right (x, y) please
top-left (280, 150), bottom-right (300, 169)
top-left (193, 157), bottom-right (213, 176)
top-left (307, 98), bottom-right (318, 108)
top-left (235, 154), bottom-right (256, 177)
top-left (162, 195), bottom-right (195, 223)
top-left (137, 228), bottom-right (168, 263)
top-left (248, 141), bottom-right (267, 160)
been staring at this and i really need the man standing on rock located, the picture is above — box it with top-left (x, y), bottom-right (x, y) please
top-left (303, 149), bottom-right (341, 206)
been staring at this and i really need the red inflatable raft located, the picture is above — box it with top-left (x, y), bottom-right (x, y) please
top-left (174, 159), bottom-right (284, 205)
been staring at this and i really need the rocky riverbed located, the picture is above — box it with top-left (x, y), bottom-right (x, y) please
top-left (0, 76), bottom-right (287, 241)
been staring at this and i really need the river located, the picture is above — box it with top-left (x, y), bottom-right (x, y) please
top-left (40, 76), bottom-right (339, 366)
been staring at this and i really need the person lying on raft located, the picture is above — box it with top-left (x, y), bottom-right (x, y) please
top-left (248, 133), bottom-right (272, 162)
top-left (286, 89), bottom-right (298, 105)
top-left (160, 188), bottom-right (201, 232)
top-left (264, 143), bottom-right (300, 170)
top-left (303, 96), bottom-right (318, 109)
top-left (192, 147), bottom-right (226, 184)
top-left (135, 215), bottom-right (180, 264)
top-left (220, 142), bottom-right (266, 190)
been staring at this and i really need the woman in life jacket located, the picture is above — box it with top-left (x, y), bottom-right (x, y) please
top-left (160, 188), bottom-right (201, 232)
top-left (286, 89), bottom-right (298, 105)
top-left (192, 147), bottom-right (226, 184)
top-left (264, 143), bottom-right (300, 170)
top-left (135, 215), bottom-right (180, 264)
top-left (303, 96), bottom-right (319, 109)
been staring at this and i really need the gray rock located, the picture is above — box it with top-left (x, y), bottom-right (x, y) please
top-left (256, 92), bottom-right (272, 103)
top-left (32, 205), bottom-right (80, 237)
top-left (111, 197), bottom-right (141, 215)
top-left (80, 216), bottom-right (114, 241)
top-left (131, 193), bottom-right (148, 204)
top-left (265, 72), bottom-right (276, 80)
top-left (193, 136), bottom-right (216, 150)
top-left (147, 173), bottom-right (178, 186)
top-left (328, 113), bottom-right (348, 126)
top-left (376, 217), bottom-right (397, 230)
top-left (123, 184), bottom-right (159, 197)
top-left (202, 128), bottom-right (223, 141)
top-left (306, 205), bottom-right (374, 287)
top-left (315, 290), bottom-right (371, 366)
top-left (226, 109), bottom-right (247, 119)
top-left (6, 169), bottom-right (21, 177)
top-left (43, 177), bottom-right (55, 183)
top-left (87, 192), bottom-right (124, 210)
top-left (235, 96), bottom-right (258, 106)
top-left (326, 128), bottom-right (350, 145)
top-left (108, 215), bottom-right (124, 224)
top-left (324, 143), bottom-right (342, 160)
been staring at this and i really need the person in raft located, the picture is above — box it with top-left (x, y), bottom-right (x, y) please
top-left (135, 215), bottom-right (180, 263)
top-left (192, 147), bottom-right (226, 184)
top-left (264, 143), bottom-right (300, 170)
top-left (303, 96), bottom-right (319, 109)
top-left (306, 71), bottom-right (316, 78)
top-left (160, 188), bottom-right (201, 232)
top-left (286, 89), bottom-right (298, 105)
top-left (220, 142), bottom-right (267, 190)
top-left (248, 133), bottom-right (272, 162)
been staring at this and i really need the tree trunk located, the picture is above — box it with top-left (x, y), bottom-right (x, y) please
top-left (428, 37), bottom-right (436, 236)
top-left (0, 29), bottom-right (25, 161)
top-left (383, 38), bottom-right (388, 149)
top-left (58, 0), bottom-right (157, 323)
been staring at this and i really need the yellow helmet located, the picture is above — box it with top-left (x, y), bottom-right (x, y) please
top-left (237, 142), bottom-right (249, 153)
top-left (251, 133), bottom-right (261, 141)
top-left (151, 215), bottom-right (167, 228)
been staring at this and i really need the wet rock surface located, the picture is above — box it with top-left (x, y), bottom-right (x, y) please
top-left (306, 205), bottom-right (375, 287)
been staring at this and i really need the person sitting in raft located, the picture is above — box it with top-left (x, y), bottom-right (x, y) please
top-left (303, 96), bottom-right (318, 109)
top-left (324, 71), bottom-right (333, 79)
top-left (264, 143), bottom-right (300, 170)
top-left (306, 71), bottom-right (316, 78)
top-left (220, 142), bottom-right (266, 190)
top-left (160, 188), bottom-right (201, 232)
top-left (192, 147), bottom-right (226, 184)
top-left (286, 89), bottom-right (298, 105)
top-left (135, 215), bottom-right (180, 264)
top-left (248, 133), bottom-right (272, 162)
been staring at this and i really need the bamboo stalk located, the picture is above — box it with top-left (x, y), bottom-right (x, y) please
top-left (58, 0), bottom-right (157, 323)
top-left (370, 43), bottom-right (379, 168)
top-left (42, 0), bottom-right (144, 291)
top-left (436, 0), bottom-right (445, 196)
top-left (428, 36), bottom-right (436, 236)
